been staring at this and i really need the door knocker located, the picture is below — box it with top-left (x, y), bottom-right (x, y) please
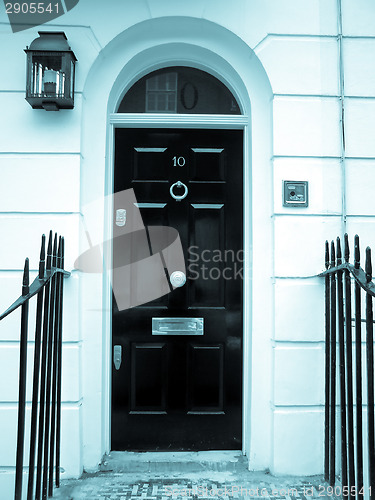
top-left (170, 181), bottom-right (188, 201)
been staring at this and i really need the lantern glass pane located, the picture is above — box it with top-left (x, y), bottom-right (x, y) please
top-left (70, 60), bottom-right (74, 96)
top-left (31, 54), bottom-right (65, 97)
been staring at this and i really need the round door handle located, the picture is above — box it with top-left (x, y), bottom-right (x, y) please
top-left (170, 181), bottom-right (188, 201)
top-left (170, 271), bottom-right (186, 288)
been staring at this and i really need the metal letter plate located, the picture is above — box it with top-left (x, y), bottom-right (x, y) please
top-left (152, 317), bottom-right (204, 336)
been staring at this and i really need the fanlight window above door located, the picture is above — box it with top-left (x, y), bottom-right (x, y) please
top-left (117, 67), bottom-right (241, 114)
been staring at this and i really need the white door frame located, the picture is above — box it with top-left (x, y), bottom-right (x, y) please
top-left (104, 112), bottom-right (251, 454)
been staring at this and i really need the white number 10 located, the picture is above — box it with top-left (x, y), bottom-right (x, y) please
top-left (172, 156), bottom-right (186, 167)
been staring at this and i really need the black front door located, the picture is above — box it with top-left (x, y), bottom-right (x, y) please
top-left (112, 128), bottom-right (243, 450)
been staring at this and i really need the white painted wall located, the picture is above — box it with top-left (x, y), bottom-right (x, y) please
top-left (0, 0), bottom-right (374, 495)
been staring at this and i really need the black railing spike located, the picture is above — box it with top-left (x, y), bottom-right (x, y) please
top-left (39, 234), bottom-right (46, 280)
top-left (344, 233), bottom-right (350, 263)
top-left (46, 230), bottom-right (53, 271)
top-left (52, 232), bottom-right (58, 268)
top-left (355, 235), bottom-right (360, 269)
top-left (325, 241), bottom-right (330, 270)
top-left (40, 234), bottom-right (46, 261)
top-left (324, 238), bottom-right (331, 482)
top-left (338, 259), bottom-right (348, 487)
top-left (337, 237), bottom-right (342, 265)
top-left (56, 235), bottom-right (64, 489)
top-left (330, 240), bottom-right (336, 268)
top-left (62, 237), bottom-right (65, 268)
top-left (57, 236), bottom-right (62, 267)
top-left (22, 258), bottom-right (29, 297)
top-left (366, 247), bottom-right (372, 283)
top-left (344, 236), bottom-right (355, 494)
top-left (15, 257), bottom-right (30, 500)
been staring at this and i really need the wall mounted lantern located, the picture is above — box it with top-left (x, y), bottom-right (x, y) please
top-left (25, 31), bottom-right (77, 111)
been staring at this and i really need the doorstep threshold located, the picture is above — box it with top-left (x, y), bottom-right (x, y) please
top-left (100, 450), bottom-right (247, 473)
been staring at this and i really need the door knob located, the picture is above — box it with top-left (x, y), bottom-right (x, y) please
top-left (170, 271), bottom-right (186, 288)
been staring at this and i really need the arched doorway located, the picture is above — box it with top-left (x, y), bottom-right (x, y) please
top-left (112, 67), bottom-right (244, 450)
top-left (80, 16), bottom-right (273, 470)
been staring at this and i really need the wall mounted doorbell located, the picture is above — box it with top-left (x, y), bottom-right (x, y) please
top-left (283, 180), bottom-right (308, 207)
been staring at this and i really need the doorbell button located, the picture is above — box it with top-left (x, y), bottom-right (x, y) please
top-left (170, 271), bottom-right (186, 287)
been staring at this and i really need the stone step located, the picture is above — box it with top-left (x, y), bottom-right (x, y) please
top-left (100, 451), bottom-right (248, 473)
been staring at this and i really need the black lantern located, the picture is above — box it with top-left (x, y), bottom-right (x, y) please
top-left (25, 32), bottom-right (77, 111)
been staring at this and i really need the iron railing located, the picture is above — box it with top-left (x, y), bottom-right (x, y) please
top-left (320, 234), bottom-right (375, 496)
top-left (0, 232), bottom-right (69, 500)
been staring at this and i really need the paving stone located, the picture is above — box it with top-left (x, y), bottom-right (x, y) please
top-left (53, 479), bottom-right (339, 499)
top-left (53, 453), bottom-right (338, 499)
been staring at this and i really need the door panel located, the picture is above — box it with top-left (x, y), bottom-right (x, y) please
top-left (188, 344), bottom-right (224, 412)
top-left (191, 148), bottom-right (225, 181)
top-left (189, 204), bottom-right (225, 307)
top-left (112, 128), bottom-right (243, 450)
top-left (130, 343), bottom-right (167, 412)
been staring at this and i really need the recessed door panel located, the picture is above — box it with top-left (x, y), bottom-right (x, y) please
top-left (133, 147), bottom-right (168, 181)
top-left (188, 204), bottom-right (225, 308)
top-left (190, 148), bottom-right (225, 182)
top-left (187, 344), bottom-right (224, 412)
top-left (130, 343), bottom-right (167, 412)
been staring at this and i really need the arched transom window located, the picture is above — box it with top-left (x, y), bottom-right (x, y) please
top-left (117, 66), bottom-right (241, 114)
